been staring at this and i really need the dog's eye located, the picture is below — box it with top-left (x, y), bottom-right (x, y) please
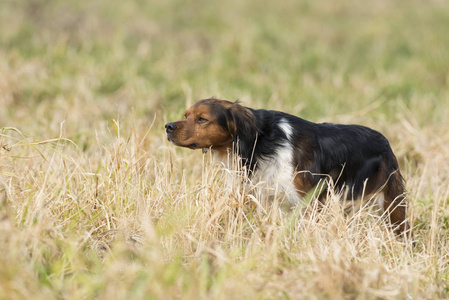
top-left (197, 117), bottom-right (208, 124)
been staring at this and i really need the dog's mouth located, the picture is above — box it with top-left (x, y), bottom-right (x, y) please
top-left (167, 137), bottom-right (199, 150)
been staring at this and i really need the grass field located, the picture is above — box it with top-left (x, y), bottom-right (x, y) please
top-left (1, 0), bottom-right (449, 299)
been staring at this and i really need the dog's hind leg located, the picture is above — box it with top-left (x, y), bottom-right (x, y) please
top-left (382, 170), bottom-right (412, 237)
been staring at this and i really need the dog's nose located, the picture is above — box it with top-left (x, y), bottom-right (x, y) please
top-left (165, 122), bottom-right (177, 133)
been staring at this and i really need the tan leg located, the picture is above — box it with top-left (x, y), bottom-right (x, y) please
top-left (383, 172), bottom-right (412, 238)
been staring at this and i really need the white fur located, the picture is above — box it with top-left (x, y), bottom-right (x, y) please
top-left (253, 119), bottom-right (302, 206)
top-left (278, 120), bottom-right (293, 140)
top-left (212, 118), bottom-right (302, 207)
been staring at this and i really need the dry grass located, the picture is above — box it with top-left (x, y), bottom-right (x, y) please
top-left (1, 0), bottom-right (449, 299)
top-left (1, 120), bottom-right (448, 299)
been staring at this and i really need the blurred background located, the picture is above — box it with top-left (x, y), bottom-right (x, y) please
top-left (1, 0), bottom-right (448, 152)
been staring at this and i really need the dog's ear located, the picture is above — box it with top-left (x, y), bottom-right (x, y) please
top-left (226, 101), bottom-right (256, 137)
top-left (226, 109), bottom-right (237, 136)
top-left (226, 101), bottom-right (258, 168)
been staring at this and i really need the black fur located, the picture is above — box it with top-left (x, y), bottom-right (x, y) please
top-left (229, 106), bottom-right (403, 200)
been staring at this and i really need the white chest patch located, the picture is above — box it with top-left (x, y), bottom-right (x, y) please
top-left (252, 119), bottom-right (302, 206)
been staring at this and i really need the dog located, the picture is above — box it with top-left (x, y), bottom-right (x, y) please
top-left (165, 98), bottom-right (411, 236)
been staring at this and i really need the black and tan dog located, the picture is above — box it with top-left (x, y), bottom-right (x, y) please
top-left (165, 98), bottom-right (411, 236)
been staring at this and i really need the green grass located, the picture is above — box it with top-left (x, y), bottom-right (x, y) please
top-left (1, 0), bottom-right (449, 299)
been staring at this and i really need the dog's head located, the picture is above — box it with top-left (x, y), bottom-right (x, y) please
top-left (165, 98), bottom-right (255, 153)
